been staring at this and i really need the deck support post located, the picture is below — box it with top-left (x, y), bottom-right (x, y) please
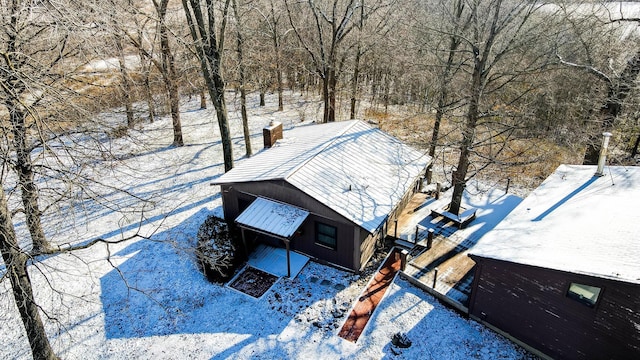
top-left (432, 267), bottom-right (438, 289)
top-left (240, 228), bottom-right (249, 260)
top-left (400, 249), bottom-right (408, 271)
top-left (427, 228), bottom-right (434, 250)
top-left (394, 219), bottom-right (398, 238)
top-left (284, 239), bottom-right (291, 278)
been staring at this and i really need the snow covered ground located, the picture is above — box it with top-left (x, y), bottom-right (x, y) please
top-left (0, 92), bottom-right (535, 359)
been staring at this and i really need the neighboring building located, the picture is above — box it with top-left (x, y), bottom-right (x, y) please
top-left (213, 120), bottom-right (430, 272)
top-left (468, 164), bottom-right (640, 360)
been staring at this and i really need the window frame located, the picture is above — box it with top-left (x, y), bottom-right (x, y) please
top-left (315, 222), bottom-right (338, 250)
top-left (566, 282), bottom-right (602, 308)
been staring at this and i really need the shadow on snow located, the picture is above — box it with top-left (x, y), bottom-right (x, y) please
top-left (99, 208), bottom-right (353, 343)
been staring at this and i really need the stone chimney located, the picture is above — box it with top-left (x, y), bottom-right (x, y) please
top-left (595, 132), bottom-right (612, 176)
top-left (263, 120), bottom-right (283, 149)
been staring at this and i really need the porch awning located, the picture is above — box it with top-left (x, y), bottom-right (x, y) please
top-left (235, 197), bottom-right (309, 239)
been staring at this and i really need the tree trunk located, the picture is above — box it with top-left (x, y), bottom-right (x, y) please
top-left (0, 188), bottom-right (59, 360)
top-left (427, 1), bottom-right (464, 183)
top-left (448, 98), bottom-right (478, 215)
top-left (158, 7), bottom-right (184, 147)
top-left (3, 2), bottom-right (49, 254)
top-left (8, 105), bottom-right (49, 253)
top-left (350, 45), bottom-right (361, 120)
top-left (631, 134), bottom-right (640, 158)
top-left (137, 41), bottom-right (156, 123)
top-left (200, 88), bottom-right (207, 109)
top-left (116, 36), bottom-right (135, 128)
top-left (269, 0), bottom-right (284, 112)
top-left (259, 89), bottom-right (266, 107)
top-left (449, 64), bottom-right (483, 216)
top-left (144, 67), bottom-right (156, 123)
top-left (233, 0), bottom-right (252, 157)
top-left (327, 67), bottom-right (337, 122)
top-left (182, 0), bottom-right (234, 171)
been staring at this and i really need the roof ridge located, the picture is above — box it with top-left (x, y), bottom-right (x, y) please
top-left (283, 120), bottom-right (362, 180)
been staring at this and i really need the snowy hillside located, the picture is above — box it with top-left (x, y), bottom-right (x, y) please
top-left (0, 93), bottom-right (534, 359)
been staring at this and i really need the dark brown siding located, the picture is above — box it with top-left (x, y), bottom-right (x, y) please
top-left (219, 181), bottom-right (363, 270)
top-left (469, 256), bottom-right (640, 360)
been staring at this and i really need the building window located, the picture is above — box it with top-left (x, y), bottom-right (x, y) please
top-left (567, 282), bottom-right (602, 308)
top-left (315, 222), bottom-right (337, 250)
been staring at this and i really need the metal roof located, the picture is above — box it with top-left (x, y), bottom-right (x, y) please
top-left (214, 120), bottom-right (431, 233)
top-left (470, 164), bottom-right (640, 284)
top-left (235, 197), bottom-right (309, 239)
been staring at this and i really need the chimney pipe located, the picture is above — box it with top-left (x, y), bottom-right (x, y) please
top-left (595, 132), bottom-right (612, 176)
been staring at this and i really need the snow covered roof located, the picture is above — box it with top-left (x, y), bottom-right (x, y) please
top-left (235, 197), bottom-right (309, 239)
top-left (470, 164), bottom-right (640, 284)
top-left (214, 120), bottom-right (430, 233)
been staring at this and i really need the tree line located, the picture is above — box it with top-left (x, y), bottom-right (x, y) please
top-left (2, 1), bottom-right (640, 358)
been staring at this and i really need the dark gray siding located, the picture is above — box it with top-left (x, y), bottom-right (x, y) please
top-left (219, 181), bottom-right (365, 270)
top-left (469, 256), bottom-right (640, 360)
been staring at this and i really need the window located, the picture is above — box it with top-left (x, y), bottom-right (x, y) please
top-left (567, 282), bottom-right (602, 308)
top-left (315, 222), bottom-right (337, 250)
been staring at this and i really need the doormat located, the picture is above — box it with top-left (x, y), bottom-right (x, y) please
top-left (228, 266), bottom-right (279, 298)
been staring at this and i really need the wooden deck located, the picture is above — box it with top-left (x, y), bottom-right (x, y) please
top-left (387, 193), bottom-right (478, 307)
top-left (405, 232), bottom-right (476, 306)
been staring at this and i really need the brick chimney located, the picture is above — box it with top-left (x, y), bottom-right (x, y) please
top-left (263, 121), bottom-right (283, 148)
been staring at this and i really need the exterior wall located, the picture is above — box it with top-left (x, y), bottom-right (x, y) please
top-left (468, 256), bottom-right (640, 360)
top-left (219, 181), bottom-right (365, 271)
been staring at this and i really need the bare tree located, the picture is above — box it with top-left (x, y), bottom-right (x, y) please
top-left (285, 0), bottom-right (395, 123)
top-left (115, 33), bottom-right (136, 127)
top-left (555, 2), bottom-right (640, 164)
top-left (154, 0), bottom-right (185, 146)
top-left (0, 184), bottom-right (58, 360)
top-left (253, 0), bottom-right (287, 111)
top-left (419, 0), bottom-right (469, 183)
top-left (442, 0), bottom-right (551, 215)
top-left (182, 0), bottom-right (234, 172)
top-left (232, 0), bottom-right (252, 157)
top-left (0, 0), bottom-right (77, 253)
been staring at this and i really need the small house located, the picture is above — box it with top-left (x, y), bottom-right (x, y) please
top-left (467, 164), bottom-right (640, 360)
top-left (212, 120), bottom-right (430, 272)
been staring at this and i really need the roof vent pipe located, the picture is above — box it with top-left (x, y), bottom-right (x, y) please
top-left (595, 132), bottom-right (612, 176)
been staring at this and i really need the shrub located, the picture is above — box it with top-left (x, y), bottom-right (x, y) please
top-left (195, 216), bottom-right (242, 283)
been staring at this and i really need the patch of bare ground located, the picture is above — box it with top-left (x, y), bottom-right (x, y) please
top-left (229, 266), bottom-right (279, 298)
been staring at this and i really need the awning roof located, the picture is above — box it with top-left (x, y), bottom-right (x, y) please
top-left (235, 197), bottom-right (309, 239)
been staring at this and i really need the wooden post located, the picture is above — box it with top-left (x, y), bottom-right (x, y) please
top-left (432, 267), bottom-right (438, 289)
top-left (414, 226), bottom-right (419, 245)
top-left (285, 239), bottom-right (291, 278)
top-left (394, 219), bottom-right (398, 238)
top-left (400, 249), bottom-right (409, 271)
top-left (506, 178), bottom-right (511, 194)
top-left (435, 183), bottom-right (441, 200)
top-left (427, 228), bottom-right (434, 250)
top-left (240, 228), bottom-right (249, 260)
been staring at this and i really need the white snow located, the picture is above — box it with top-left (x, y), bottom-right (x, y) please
top-left (215, 120), bottom-right (430, 233)
top-left (236, 197), bottom-right (309, 239)
top-left (0, 92), bottom-right (533, 359)
top-left (470, 164), bottom-right (640, 284)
